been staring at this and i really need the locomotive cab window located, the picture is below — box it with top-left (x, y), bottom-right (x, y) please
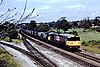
top-left (67, 37), bottom-right (80, 41)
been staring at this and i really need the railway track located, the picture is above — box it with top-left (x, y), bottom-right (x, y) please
top-left (74, 52), bottom-right (100, 63)
top-left (22, 36), bottom-right (58, 67)
top-left (20, 30), bottom-right (100, 67)
top-left (0, 41), bottom-right (57, 67)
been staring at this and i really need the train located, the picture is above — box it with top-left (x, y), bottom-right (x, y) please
top-left (21, 29), bottom-right (81, 50)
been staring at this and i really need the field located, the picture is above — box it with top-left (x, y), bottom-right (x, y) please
top-left (69, 28), bottom-right (100, 41)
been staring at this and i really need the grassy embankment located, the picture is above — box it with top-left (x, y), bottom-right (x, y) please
top-left (0, 35), bottom-right (22, 66)
top-left (0, 48), bottom-right (21, 67)
top-left (0, 36), bottom-right (22, 44)
top-left (69, 28), bottom-right (100, 54)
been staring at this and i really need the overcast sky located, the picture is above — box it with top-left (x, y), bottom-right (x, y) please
top-left (0, 0), bottom-right (100, 23)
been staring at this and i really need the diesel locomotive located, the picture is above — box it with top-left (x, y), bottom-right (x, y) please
top-left (47, 32), bottom-right (81, 50)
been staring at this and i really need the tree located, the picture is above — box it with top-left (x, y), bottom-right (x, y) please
top-left (28, 20), bottom-right (37, 34)
top-left (36, 23), bottom-right (49, 32)
top-left (93, 16), bottom-right (100, 26)
top-left (29, 20), bottom-right (37, 30)
top-left (81, 17), bottom-right (91, 32)
top-left (72, 21), bottom-right (78, 28)
top-left (48, 21), bottom-right (55, 28)
top-left (53, 17), bottom-right (70, 32)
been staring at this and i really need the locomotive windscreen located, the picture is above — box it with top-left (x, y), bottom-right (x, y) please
top-left (67, 37), bottom-right (80, 41)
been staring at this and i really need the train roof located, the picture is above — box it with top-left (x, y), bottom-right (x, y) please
top-left (49, 32), bottom-right (78, 38)
top-left (59, 34), bottom-right (75, 38)
top-left (49, 32), bottom-right (58, 35)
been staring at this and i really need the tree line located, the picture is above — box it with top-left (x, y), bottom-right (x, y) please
top-left (23, 16), bottom-right (100, 33)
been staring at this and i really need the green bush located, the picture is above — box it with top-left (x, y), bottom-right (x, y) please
top-left (0, 48), bottom-right (20, 67)
top-left (3, 37), bottom-right (10, 42)
top-left (82, 41), bottom-right (88, 46)
top-left (69, 30), bottom-right (78, 36)
top-left (89, 27), bottom-right (96, 30)
top-left (82, 40), bottom-right (100, 46)
top-left (10, 31), bottom-right (18, 39)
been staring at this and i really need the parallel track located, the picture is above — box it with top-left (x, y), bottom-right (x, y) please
top-left (0, 41), bottom-right (57, 67)
top-left (22, 36), bottom-right (58, 67)
top-left (74, 52), bottom-right (100, 63)
top-left (20, 30), bottom-right (100, 67)
top-left (0, 42), bottom-right (43, 66)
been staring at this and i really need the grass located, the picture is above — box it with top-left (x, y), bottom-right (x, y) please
top-left (0, 37), bottom-right (22, 44)
top-left (2, 37), bottom-right (11, 42)
top-left (81, 45), bottom-right (100, 54)
top-left (0, 48), bottom-right (21, 67)
top-left (69, 28), bottom-right (100, 41)
top-left (12, 39), bottom-right (22, 44)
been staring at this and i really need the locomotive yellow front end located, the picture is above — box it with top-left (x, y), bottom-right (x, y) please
top-left (66, 36), bottom-right (81, 50)
top-left (66, 41), bottom-right (81, 49)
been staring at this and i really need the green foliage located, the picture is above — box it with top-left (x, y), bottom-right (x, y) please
top-left (89, 27), bottom-right (96, 30)
top-left (96, 27), bottom-right (100, 32)
top-left (82, 40), bottom-right (100, 46)
top-left (93, 16), bottom-right (100, 26)
top-left (29, 20), bottom-right (37, 30)
top-left (53, 17), bottom-right (70, 31)
top-left (80, 17), bottom-right (91, 32)
top-left (0, 49), bottom-right (6, 54)
top-left (3, 37), bottom-right (11, 42)
top-left (81, 45), bottom-right (100, 54)
top-left (0, 25), bottom-right (7, 31)
top-left (48, 30), bottom-right (55, 33)
top-left (12, 39), bottom-right (22, 44)
top-left (0, 21), bottom-right (19, 40)
top-left (81, 40), bottom-right (100, 53)
top-left (1, 36), bottom-right (21, 43)
top-left (36, 23), bottom-right (49, 32)
top-left (48, 21), bottom-right (55, 28)
top-left (9, 31), bottom-right (18, 39)
top-left (0, 48), bottom-right (20, 67)
top-left (81, 41), bottom-right (87, 46)
top-left (69, 30), bottom-right (78, 36)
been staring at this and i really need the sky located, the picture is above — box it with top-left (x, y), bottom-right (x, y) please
top-left (0, 0), bottom-right (100, 23)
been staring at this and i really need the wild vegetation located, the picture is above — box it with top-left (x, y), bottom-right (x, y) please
top-left (0, 48), bottom-right (21, 67)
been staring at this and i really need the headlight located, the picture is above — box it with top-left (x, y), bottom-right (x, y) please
top-left (67, 41), bottom-right (73, 45)
top-left (66, 41), bottom-right (81, 45)
top-left (78, 41), bottom-right (81, 44)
